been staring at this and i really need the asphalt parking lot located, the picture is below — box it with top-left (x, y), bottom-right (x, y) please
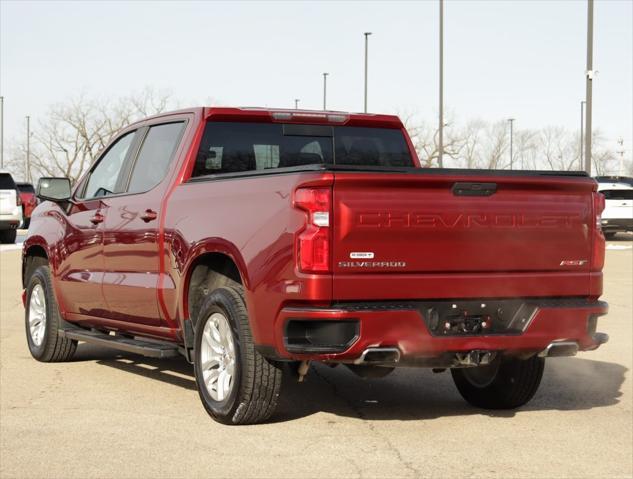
top-left (1, 236), bottom-right (632, 479)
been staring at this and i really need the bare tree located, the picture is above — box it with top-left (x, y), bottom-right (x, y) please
top-left (13, 87), bottom-right (172, 184)
top-left (590, 131), bottom-right (619, 175)
top-left (401, 112), bottom-right (463, 167)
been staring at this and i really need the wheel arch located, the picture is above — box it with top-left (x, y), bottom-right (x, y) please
top-left (182, 244), bottom-right (249, 327)
top-left (22, 241), bottom-right (50, 288)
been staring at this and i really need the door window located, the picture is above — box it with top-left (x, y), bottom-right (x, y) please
top-left (127, 122), bottom-right (185, 194)
top-left (82, 132), bottom-right (136, 199)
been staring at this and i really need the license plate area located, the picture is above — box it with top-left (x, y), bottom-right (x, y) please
top-left (422, 300), bottom-right (537, 336)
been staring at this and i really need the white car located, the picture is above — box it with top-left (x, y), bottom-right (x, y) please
top-left (0, 170), bottom-right (22, 244)
top-left (598, 182), bottom-right (633, 239)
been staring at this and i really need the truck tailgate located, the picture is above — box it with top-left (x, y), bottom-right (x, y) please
top-left (332, 171), bottom-right (598, 298)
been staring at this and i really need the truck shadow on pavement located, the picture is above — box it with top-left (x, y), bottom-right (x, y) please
top-left (77, 345), bottom-right (627, 422)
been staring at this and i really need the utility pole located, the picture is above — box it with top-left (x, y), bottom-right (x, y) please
top-left (0, 96), bottom-right (4, 169)
top-left (294, 99), bottom-right (300, 109)
top-left (584, 0), bottom-right (594, 175)
top-left (508, 118), bottom-right (515, 170)
top-left (322, 72), bottom-right (329, 110)
top-left (364, 32), bottom-right (372, 113)
top-left (438, 0), bottom-right (444, 168)
top-left (617, 138), bottom-right (625, 175)
top-left (580, 100), bottom-right (586, 169)
top-left (25, 116), bottom-right (30, 182)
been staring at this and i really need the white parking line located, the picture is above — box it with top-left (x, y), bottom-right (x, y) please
top-left (0, 243), bottom-right (23, 252)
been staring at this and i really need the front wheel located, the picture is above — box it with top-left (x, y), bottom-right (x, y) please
top-left (25, 265), bottom-right (77, 362)
top-left (193, 286), bottom-right (282, 425)
top-left (451, 355), bottom-right (544, 409)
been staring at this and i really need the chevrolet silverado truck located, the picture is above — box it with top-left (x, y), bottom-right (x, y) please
top-left (22, 107), bottom-right (609, 424)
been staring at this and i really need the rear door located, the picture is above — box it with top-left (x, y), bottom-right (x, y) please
top-left (100, 119), bottom-right (187, 326)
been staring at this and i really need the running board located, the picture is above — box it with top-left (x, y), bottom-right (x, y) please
top-left (59, 329), bottom-right (180, 359)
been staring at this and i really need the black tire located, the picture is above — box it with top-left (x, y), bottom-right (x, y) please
top-left (23, 217), bottom-right (31, 229)
top-left (25, 265), bottom-right (77, 362)
top-left (604, 232), bottom-right (617, 240)
top-left (451, 355), bottom-right (544, 409)
top-left (193, 286), bottom-right (282, 425)
top-left (0, 229), bottom-right (17, 244)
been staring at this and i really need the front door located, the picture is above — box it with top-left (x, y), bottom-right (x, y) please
top-left (55, 130), bottom-right (138, 317)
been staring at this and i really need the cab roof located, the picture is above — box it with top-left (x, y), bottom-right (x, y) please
top-left (134, 106), bottom-right (404, 130)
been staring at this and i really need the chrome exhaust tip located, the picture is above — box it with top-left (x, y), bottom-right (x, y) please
top-left (538, 341), bottom-right (579, 358)
top-left (354, 347), bottom-right (401, 365)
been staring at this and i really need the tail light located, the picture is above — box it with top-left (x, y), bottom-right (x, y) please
top-left (294, 187), bottom-right (331, 273)
top-left (591, 192), bottom-right (605, 270)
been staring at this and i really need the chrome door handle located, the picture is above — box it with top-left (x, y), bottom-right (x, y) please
top-left (140, 209), bottom-right (158, 222)
top-left (89, 212), bottom-right (104, 225)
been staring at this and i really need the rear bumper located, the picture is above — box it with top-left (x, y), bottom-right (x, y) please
top-left (0, 217), bottom-right (20, 230)
top-left (266, 299), bottom-right (609, 364)
top-left (601, 218), bottom-right (633, 232)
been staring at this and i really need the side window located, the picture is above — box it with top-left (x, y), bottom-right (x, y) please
top-left (82, 132), bottom-right (135, 199)
top-left (127, 122), bottom-right (185, 194)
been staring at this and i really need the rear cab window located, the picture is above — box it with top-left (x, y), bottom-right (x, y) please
top-left (17, 184), bottom-right (35, 194)
top-left (0, 173), bottom-right (17, 190)
top-left (191, 122), bottom-right (413, 178)
top-left (602, 189), bottom-right (633, 201)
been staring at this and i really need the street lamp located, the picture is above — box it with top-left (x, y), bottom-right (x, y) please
top-left (322, 73), bottom-right (329, 110)
top-left (438, 0), bottom-right (444, 168)
top-left (294, 99), bottom-right (300, 109)
top-left (25, 116), bottom-right (31, 182)
top-left (580, 100), bottom-right (586, 169)
top-left (584, 0), bottom-right (594, 174)
top-left (364, 32), bottom-right (372, 113)
top-left (0, 96), bottom-right (4, 169)
top-left (508, 118), bottom-right (515, 170)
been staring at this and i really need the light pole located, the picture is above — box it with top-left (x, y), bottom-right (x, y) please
top-left (322, 72), bottom-right (329, 110)
top-left (584, 0), bottom-right (594, 174)
top-left (0, 96), bottom-right (4, 169)
top-left (508, 118), bottom-right (515, 170)
top-left (364, 32), bottom-right (372, 113)
top-left (580, 100), bottom-right (586, 169)
top-left (25, 116), bottom-right (31, 182)
top-left (438, 0), bottom-right (444, 168)
top-left (294, 99), bottom-right (300, 109)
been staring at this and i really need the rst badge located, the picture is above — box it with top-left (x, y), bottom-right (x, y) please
top-left (560, 260), bottom-right (588, 266)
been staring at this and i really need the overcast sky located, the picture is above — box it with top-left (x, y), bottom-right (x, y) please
top-left (1, 0), bottom-right (632, 157)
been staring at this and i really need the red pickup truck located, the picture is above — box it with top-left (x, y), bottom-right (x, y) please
top-left (22, 107), bottom-right (608, 424)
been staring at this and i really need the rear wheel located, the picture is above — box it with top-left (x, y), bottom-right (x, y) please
top-left (0, 229), bottom-right (16, 244)
top-left (25, 265), bottom-right (77, 362)
top-left (193, 286), bottom-right (282, 425)
top-left (451, 355), bottom-right (544, 409)
top-left (604, 232), bottom-right (617, 240)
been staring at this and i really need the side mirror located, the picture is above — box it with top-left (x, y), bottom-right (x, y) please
top-left (37, 177), bottom-right (72, 203)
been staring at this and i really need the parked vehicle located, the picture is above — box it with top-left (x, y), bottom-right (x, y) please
top-left (0, 170), bottom-right (21, 244)
top-left (596, 175), bottom-right (633, 187)
top-left (22, 107), bottom-right (609, 424)
top-left (598, 182), bottom-right (633, 239)
top-left (16, 182), bottom-right (37, 229)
